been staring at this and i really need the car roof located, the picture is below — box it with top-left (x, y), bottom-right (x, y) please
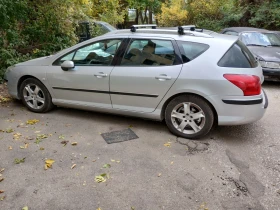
top-left (221, 27), bottom-right (269, 33)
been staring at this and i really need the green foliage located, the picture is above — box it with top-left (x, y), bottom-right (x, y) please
top-left (249, 0), bottom-right (280, 30)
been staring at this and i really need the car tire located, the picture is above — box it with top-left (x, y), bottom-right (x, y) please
top-left (165, 95), bottom-right (214, 139)
top-left (19, 78), bottom-right (54, 113)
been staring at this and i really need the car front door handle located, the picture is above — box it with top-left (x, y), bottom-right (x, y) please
top-left (155, 75), bottom-right (172, 81)
top-left (94, 72), bottom-right (108, 78)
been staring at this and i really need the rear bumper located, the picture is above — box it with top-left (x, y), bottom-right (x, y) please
top-left (206, 89), bottom-right (268, 126)
top-left (263, 67), bottom-right (280, 77)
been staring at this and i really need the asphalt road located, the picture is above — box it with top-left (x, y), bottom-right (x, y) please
top-left (0, 81), bottom-right (280, 210)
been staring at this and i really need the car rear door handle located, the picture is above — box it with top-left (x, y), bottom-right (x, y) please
top-left (94, 72), bottom-right (108, 78)
top-left (155, 74), bottom-right (172, 81)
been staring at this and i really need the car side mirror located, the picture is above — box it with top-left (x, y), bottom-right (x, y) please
top-left (61, 61), bottom-right (75, 71)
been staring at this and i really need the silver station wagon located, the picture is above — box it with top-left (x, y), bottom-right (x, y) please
top-left (5, 27), bottom-right (268, 139)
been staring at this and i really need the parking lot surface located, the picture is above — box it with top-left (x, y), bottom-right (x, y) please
top-left (0, 81), bottom-right (280, 210)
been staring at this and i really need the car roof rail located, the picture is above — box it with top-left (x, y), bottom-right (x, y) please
top-left (131, 24), bottom-right (157, 32)
top-left (181, 25), bottom-right (204, 32)
top-left (129, 26), bottom-right (212, 38)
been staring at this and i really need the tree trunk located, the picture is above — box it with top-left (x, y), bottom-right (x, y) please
top-left (148, 6), bottom-right (153, 24)
top-left (139, 11), bottom-right (144, 24)
top-left (135, 9), bottom-right (139, 25)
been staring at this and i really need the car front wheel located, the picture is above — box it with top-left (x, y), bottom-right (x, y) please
top-left (165, 95), bottom-right (214, 139)
top-left (19, 78), bottom-right (54, 113)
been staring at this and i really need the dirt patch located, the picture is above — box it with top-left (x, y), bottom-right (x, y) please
top-left (0, 83), bottom-right (13, 104)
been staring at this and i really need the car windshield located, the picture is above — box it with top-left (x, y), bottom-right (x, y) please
top-left (240, 32), bottom-right (280, 47)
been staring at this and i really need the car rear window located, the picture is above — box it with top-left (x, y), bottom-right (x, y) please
top-left (177, 41), bottom-right (209, 63)
top-left (218, 40), bottom-right (258, 68)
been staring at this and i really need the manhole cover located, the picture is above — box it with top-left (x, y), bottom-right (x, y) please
top-left (101, 128), bottom-right (139, 144)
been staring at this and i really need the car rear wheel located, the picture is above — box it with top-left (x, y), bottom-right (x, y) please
top-left (165, 95), bottom-right (214, 139)
top-left (19, 78), bottom-right (54, 113)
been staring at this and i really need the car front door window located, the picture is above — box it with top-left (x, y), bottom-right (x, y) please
top-left (72, 39), bottom-right (122, 66)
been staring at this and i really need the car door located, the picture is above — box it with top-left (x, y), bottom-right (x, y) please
top-left (110, 37), bottom-right (183, 113)
top-left (47, 39), bottom-right (123, 108)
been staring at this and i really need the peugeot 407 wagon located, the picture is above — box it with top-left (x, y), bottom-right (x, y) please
top-left (5, 27), bottom-right (268, 139)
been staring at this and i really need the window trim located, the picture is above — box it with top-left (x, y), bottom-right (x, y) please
top-left (52, 38), bottom-right (124, 66)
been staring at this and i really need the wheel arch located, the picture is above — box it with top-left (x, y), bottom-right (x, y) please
top-left (17, 75), bottom-right (47, 99)
top-left (160, 92), bottom-right (218, 126)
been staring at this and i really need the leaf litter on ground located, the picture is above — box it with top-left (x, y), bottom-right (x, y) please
top-left (45, 159), bottom-right (55, 170)
top-left (14, 158), bottom-right (25, 164)
top-left (95, 173), bottom-right (108, 183)
top-left (26, 119), bottom-right (39, 125)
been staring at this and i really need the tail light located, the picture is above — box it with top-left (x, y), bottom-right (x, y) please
top-left (223, 74), bottom-right (261, 96)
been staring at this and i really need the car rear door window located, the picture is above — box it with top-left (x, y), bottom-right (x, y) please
top-left (120, 39), bottom-right (176, 66)
top-left (177, 41), bottom-right (209, 63)
top-left (218, 40), bottom-right (258, 68)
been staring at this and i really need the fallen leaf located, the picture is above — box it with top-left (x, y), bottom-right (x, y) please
top-left (17, 123), bottom-right (28, 128)
top-left (116, 160), bottom-right (121, 163)
top-left (8, 146), bottom-right (12, 150)
top-left (65, 124), bottom-right (72, 127)
top-left (61, 140), bottom-right (69, 146)
top-left (20, 146), bottom-right (25, 149)
top-left (0, 168), bottom-right (4, 173)
top-left (6, 128), bottom-right (14, 133)
top-left (26, 119), bottom-right (39, 125)
top-left (111, 159), bottom-right (115, 162)
top-left (71, 164), bottom-right (76, 169)
top-left (71, 142), bottom-right (78, 146)
top-left (0, 178), bottom-right (4, 182)
top-left (158, 173), bottom-right (162, 177)
top-left (0, 196), bottom-right (5, 201)
top-left (45, 159), bottom-right (55, 170)
top-left (22, 206), bottom-right (29, 210)
top-left (35, 134), bottom-right (48, 144)
top-left (92, 159), bottom-right (97, 162)
top-left (25, 136), bottom-right (34, 140)
top-left (40, 147), bottom-right (45, 150)
top-left (97, 208), bottom-right (102, 210)
top-left (131, 207), bottom-right (135, 210)
top-left (49, 134), bottom-right (53, 137)
top-left (59, 135), bottom-right (65, 139)
top-left (170, 161), bottom-right (174, 165)
top-left (13, 133), bottom-right (22, 140)
top-left (103, 163), bottom-right (111, 168)
top-left (34, 131), bottom-right (41, 133)
top-left (14, 158), bottom-right (25, 164)
top-left (83, 181), bottom-right (86, 186)
top-left (95, 176), bottom-right (106, 183)
top-left (0, 190), bottom-right (4, 194)
top-left (164, 142), bottom-right (171, 147)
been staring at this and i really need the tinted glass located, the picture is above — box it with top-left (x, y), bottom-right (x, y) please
top-left (121, 39), bottom-right (175, 66)
top-left (177, 41), bottom-right (209, 63)
top-left (218, 40), bottom-right (258, 68)
top-left (56, 39), bottom-right (122, 66)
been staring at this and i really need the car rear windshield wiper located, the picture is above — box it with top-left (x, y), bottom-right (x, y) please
top-left (246, 44), bottom-right (267, 47)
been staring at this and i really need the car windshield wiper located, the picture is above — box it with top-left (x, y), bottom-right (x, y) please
top-left (246, 44), bottom-right (267, 47)
top-left (267, 44), bottom-right (280, 47)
